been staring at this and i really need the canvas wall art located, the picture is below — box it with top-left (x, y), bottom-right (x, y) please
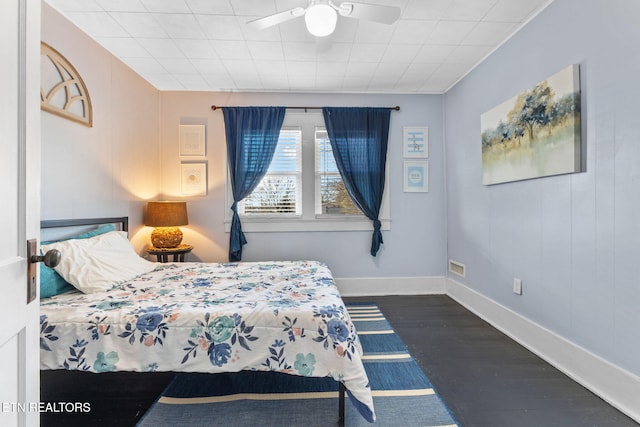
top-left (481, 64), bottom-right (581, 185)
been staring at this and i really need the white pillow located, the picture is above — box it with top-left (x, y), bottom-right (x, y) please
top-left (41, 231), bottom-right (156, 293)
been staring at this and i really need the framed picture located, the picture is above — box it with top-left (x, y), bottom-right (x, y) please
top-left (181, 162), bottom-right (207, 196)
top-left (481, 64), bottom-right (581, 185)
top-left (179, 124), bottom-right (206, 156)
top-left (403, 160), bottom-right (428, 193)
top-left (403, 127), bottom-right (428, 158)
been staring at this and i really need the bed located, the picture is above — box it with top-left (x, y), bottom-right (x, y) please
top-left (39, 217), bottom-right (375, 423)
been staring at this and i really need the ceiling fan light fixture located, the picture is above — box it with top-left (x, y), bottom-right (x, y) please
top-left (304, 4), bottom-right (338, 37)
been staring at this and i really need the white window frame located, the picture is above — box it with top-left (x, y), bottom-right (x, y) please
top-left (225, 112), bottom-right (391, 232)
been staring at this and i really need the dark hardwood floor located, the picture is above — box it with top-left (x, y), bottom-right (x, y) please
top-left (349, 295), bottom-right (638, 427)
top-left (40, 295), bottom-right (638, 426)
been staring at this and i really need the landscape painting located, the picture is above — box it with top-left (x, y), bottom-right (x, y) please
top-left (481, 64), bottom-right (581, 185)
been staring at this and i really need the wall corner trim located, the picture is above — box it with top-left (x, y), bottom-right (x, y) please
top-left (446, 278), bottom-right (640, 423)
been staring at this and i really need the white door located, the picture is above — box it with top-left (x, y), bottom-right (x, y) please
top-left (0, 0), bottom-right (41, 426)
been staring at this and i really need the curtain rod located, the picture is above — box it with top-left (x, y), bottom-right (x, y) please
top-left (211, 105), bottom-right (400, 112)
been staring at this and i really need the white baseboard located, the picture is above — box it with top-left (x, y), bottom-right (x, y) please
top-left (446, 277), bottom-right (640, 423)
top-left (334, 276), bottom-right (446, 297)
top-left (335, 274), bottom-right (640, 422)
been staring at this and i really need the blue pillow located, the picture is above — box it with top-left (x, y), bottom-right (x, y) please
top-left (40, 264), bottom-right (74, 298)
top-left (40, 223), bottom-right (117, 298)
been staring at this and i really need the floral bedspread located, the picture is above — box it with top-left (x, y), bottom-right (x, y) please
top-left (40, 260), bottom-right (375, 422)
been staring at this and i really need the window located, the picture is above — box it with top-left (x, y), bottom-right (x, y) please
top-left (315, 128), bottom-right (361, 216)
top-left (226, 112), bottom-right (390, 232)
top-left (239, 128), bottom-right (301, 216)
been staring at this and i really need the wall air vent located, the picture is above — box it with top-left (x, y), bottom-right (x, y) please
top-left (448, 259), bottom-right (466, 278)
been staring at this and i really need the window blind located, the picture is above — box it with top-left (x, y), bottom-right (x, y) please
top-left (240, 128), bottom-right (301, 215)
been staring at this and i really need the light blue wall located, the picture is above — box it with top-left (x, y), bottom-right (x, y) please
top-left (159, 92), bottom-right (446, 279)
top-left (237, 94), bottom-right (446, 279)
top-left (445, 0), bottom-right (640, 376)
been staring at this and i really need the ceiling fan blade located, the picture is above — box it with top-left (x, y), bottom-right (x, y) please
top-left (246, 7), bottom-right (306, 31)
top-left (337, 1), bottom-right (401, 25)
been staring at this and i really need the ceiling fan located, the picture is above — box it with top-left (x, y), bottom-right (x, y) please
top-left (247, 0), bottom-right (402, 37)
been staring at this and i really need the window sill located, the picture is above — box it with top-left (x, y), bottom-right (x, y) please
top-left (223, 217), bottom-right (391, 233)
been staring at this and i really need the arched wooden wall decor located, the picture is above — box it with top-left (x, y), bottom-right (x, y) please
top-left (40, 42), bottom-right (93, 127)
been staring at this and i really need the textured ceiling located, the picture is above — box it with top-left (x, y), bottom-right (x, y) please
top-left (43, 0), bottom-right (552, 93)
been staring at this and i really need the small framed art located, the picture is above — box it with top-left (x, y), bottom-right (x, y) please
top-left (403, 160), bottom-right (428, 193)
top-left (179, 124), bottom-right (206, 156)
top-left (181, 162), bottom-right (207, 196)
top-left (403, 127), bottom-right (428, 158)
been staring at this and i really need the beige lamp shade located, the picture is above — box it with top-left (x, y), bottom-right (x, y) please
top-left (145, 201), bottom-right (188, 227)
top-left (145, 201), bottom-right (188, 248)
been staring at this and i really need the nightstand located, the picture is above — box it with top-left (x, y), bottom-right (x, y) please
top-left (147, 244), bottom-right (193, 263)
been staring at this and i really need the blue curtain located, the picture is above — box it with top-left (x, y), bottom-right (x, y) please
top-left (322, 107), bottom-right (391, 256)
top-left (223, 107), bottom-right (286, 261)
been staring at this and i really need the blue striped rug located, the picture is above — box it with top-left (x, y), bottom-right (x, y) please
top-left (138, 303), bottom-right (458, 426)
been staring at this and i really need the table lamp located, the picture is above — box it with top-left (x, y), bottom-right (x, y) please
top-left (145, 201), bottom-right (188, 248)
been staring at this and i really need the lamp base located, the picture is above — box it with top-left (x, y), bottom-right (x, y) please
top-left (151, 227), bottom-right (183, 248)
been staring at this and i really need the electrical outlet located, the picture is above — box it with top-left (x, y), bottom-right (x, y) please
top-left (513, 278), bottom-right (522, 295)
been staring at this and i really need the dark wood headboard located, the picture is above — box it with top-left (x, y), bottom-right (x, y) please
top-left (41, 217), bottom-right (129, 232)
